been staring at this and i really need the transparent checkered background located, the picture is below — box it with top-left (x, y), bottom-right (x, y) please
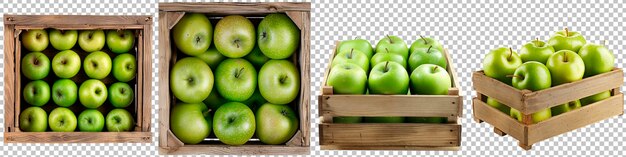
top-left (1, 0), bottom-right (626, 156)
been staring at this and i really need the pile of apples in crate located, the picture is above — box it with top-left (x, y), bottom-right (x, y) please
top-left (327, 35), bottom-right (452, 123)
top-left (20, 29), bottom-right (137, 132)
top-left (482, 28), bottom-right (615, 123)
top-left (169, 13), bottom-right (301, 145)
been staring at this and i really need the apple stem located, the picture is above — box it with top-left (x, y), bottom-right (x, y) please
top-left (535, 38), bottom-right (539, 43)
top-left (603, 40), bottom-right (607, 46)
top-left (508, 47), bottom-right (513, 60)
top-left (383, 61), bottom-right (390, 72)
top-left (235, 40), bottom-right (240, 48)
top-left (235, 68), bottom-right (245, 78)
top-left (59, 29), bottom-right (65, 34)
top-left (280, 75), bottom-right (288, 83)
top-left (385, 48), bottom-right (390, 53)
top-left (33, 56), bottom-right (40, 65)
top-left (563, 51), bottom-right (568, 62)
top-left (506, 74), bottom-right (520, 78)
top-left (262, 31), bottom-right (267, 39)
top-left (36, 33), bottom-right (41, 39)
top-left (565, 27), bottom-right (569, 37)
top-left (203, 109), bottom-right (212, 117)
top-left (432, 66), bottom-right (438, 72)
top-left (427, 45), bottom-right (433, 53)
top-left (386, 35), bottom-right (393, 44)
top-left (88, 31), bottom-right (94, 39)
top-left (420, 35), bottom-right (428, 44)
top-left (349, 48), bottom-right (354, 59)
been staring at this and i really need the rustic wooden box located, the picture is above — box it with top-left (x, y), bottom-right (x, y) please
top-left (472, 68), bottom-right (624, 150)
top-left (158, 2), bottom-right (310, 155)
top-left (3, 15), bottom-right (153, 143)
top-left (318, 43), bottom-right (463, 150)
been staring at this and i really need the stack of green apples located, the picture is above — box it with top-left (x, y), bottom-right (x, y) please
top-left (327, 35), bottom-right (452, 124)
top-left (482, 28), bottom-right (615, 124)
top-left (169, 13), bottom-right (301, 145)
top-left (19, 28), bottom-right (137, 132)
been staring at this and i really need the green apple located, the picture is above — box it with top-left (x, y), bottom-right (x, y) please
top-left (363, 117), bottom-right (405, 123)
top-left (410, 35), bottom-right (443, 53)
top-left (241, 90), bottom-right (267, 112)
top-left (258, 60), bottom-right (300, 105)
top-left (546, 50), bottom-right (585, 86)
top-left (215, 59), bottom-right (257, 102)
top-left (171, 102), bottom-right (212, 144)
top-left (172, 13), bottom-right (212, 56)
top-left (19, 106), bottom-right (47, 132)
top-left (551, 100), bottom-right (581, 116)
top-left (410, 64), bottom-right (451, 95)
top-left (337, 38), bottom-right (373, 59)
top-left (23, 80), bottom-right (50, 107)
top-left (486, 97), bottom-right (510, 114)
top-left (327, 63), bottom-right (367, 94)
top-left (52, 50), bottom-right (81, 78)
top-left (197, 46), bottom-right (226, 70)
top-left (581, 91), bottom-right (611, 106)
top-left (578, 43), bottom-right (615, 77)
top-left (78, 109), bottom-right (105, 132)
top-left (256, 103), bottom-right (298, 145)
top-left (48, 107), bottom-right (77, 132)
top-left (406, 117), bottom-right (447, 123)
top-left (106, 30), bottom-right (135, 53)
top-left (482, 47), bottom-right (522, 85)
top-left (79, 79), bottom-right (107, 109)
top-left (519, 38), bottom-right (555, 64)
top-left (21, 29), bottom-right (49, 52)
top-left (548, 28), bottom-right (587, 52)
top-left (112, 53), bottom-right (136, 82)
top-left (83, 51), bottom-right (112, 79)
top-left (213, 102), bottom-right (255, 145)
top-left (21, 52), bottom-right (50, 80)
top-left (52, 79), bottom-right (77, 107)
top-left (108, 82), bottom-right (134, 108)
top-left (511, 61), bottom-right (552, 91)
top-left (203, 86), bottom-right (228, 110)
top-left (408, 46), bottom-right (447, 72)
top-left (78, 30), bottom-right (105, 52)
top-left (333, 117), bottom-right (362, 123)
top-left (214, 15), bottom-right (255, 58)
top-left (375, 35), bottom-right (409, 59)
top-left (244, 45), bottom-right (270, 69)
top-left (331, 48), bottom-right (369, 72)
top-left (510, 108), bottom-right (551, 124)
top-left (368, 61), bottom-right (409, 94)
top-left (370, 48), bottom-right (406, 69)
top-left (258, 13), bottom-right (300, 59)
top-left (49, 29), bottom-right (77, 50)
top-left (106, 109), bottom-right (134, 132)
top-left (170, 57), bottom-right (214, 103)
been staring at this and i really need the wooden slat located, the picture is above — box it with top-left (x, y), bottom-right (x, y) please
top-left (14, 25), bottom-right (146, 30)
top-left (135, 27), bottom-right (145, 134)
top-left (160, 145), bottom-right (310, 155)
top-left (142, 24), bottom-right (153, 132)
top-left (523, 68), bottom-right (624, 113)
top-left (319, 123), bottom-right (460, 147)
top-left (3, 24), bottom-right (16, 133)
top-left (4, 15), bottom-right (152, 25)
top-left (166, 12), bottom-right (185, 29)
top-left (295, 11), bottom-right (311, 147)
top-left (158, 11), bottom-right (172, 148)
top-left (5, 132), bottom-right (151, 143)
top-left (159, 2), bottom-right (310, 13)
top-left (473, 98), bottom-right (526, 142)
top-left (14, 32), bottom-right (22, 131)
top-left (472, 71), bottom-right (527, 112)
top-left (321, 95), bottom-right (460, 117)
top-left (320, 145), bottom-right (460, 151)
top-left (527, 93), bottom-right (624, 144)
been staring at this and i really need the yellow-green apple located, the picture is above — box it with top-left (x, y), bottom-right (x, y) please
top-left (106, 30), bottom-right (135, 53)
top-left (368, 61), bottom-right (409, 94)
top-left (108, 82), bottom-right (134, 108)
top-left (408, 46), bottom-right (447, 72)
top-left (215, 59), bottom-right (257, 101)
top-left (112, 53), bottom-right (136, 82)
top-left (83, 51), bottom-right (112, 79)
top-left (410, 35), bottom-right (443, 53)
top-left (578, 43), bottom-right (615, 77)
top-left (106, 109), bottom-right (134, 132)
top-left (510, 108), bottom-right (551, 124)
top-left (244, 46), bottom-right (269, 69)
top-left (327, 63), bottom-right (367, 94)
top-left (551, 100), bottom-right (581, 116)
top-left (258, 60), bottom-right (300, 104)
top-left (371, 48), bottom-right (406, 69)
top-left (21, 52), bottom-right (50, 80)
top-left (363, 117), bottom-right (405, 123)
top-left (21, 29), bottom-right (48, 51)
top-left (241, 90), bottom-right (268, 112)
top-left (256, 103), bottom-right (298, 144)
top-left (214, 15), bottom-right (255, 58)
top-left (546, 50), bottom-right (585, 86)
top-left (170, 57), bottom-right (214, 103)
top-left (410, 64), bottom-right (451, 95)
top-left (258, 13), bottom-right (300, 59)
top-left (78, 109), bottom-right (105, 132)
top-left (375, 35), bottom-right (408, 59)
top-left (203, 86), bottom-right (228, 110)
top-left (511, 61), bottom-right (552, 91)
top-left (486, 97), bottom-right (510, 114)
top-left (337, 38), bottom-right (373, 59)
top-left (79, 79), bottom-right (107, 109)
top-left (197, 46), bottom-right (226, 70)
top-left (78, 30), bottom-right (105, 52)
top-left (172, 13), bottom-right (212, 56)
top-left (49, 29), bottom-right (77, 50)
top-left (171, 102), bottom-right (212, 144)
top-left (213, 102), bottom-right (255, 145)
top-left (23, 80), bottom-right (50, 107)
top-left (331, 49), bottom-right (369, 71)
top-left (482, 47), bottom-right (522, 85)
top-left (52, 79), bottom-right (77, 107)
top-left (52, 50), bottom-right (81, 78)
top-left (48, 107), bottom-right (77, 132)
top-left (519, 38), bottom-right (555, 64)
top-left (548, 28), bottom-right (587, 52)
top-left (581, 91), bottom-right (611, 106)
top-left (19, 106), bottom-right (47, 132)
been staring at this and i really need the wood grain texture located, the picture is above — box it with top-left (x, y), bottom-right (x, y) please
top-left (4, 15), bottom-right (152, 25)
top-left (472, 97), bottom-right (527, 142)
top-left (158, 11), bottom-right (172, 148)
top-left (472, 71), bottom-right (526, 111)
top-left (320, 95), bottom-right (460, 117)
top-left (319, 123), bottom-right (460, 147)
top-left (3, 24), bottom-right (16, 133)
top-left (159, 2), bottom-right (310, 14)
top-left (5, 132), bottom-right (151, 143)
top-left (142, 24), bottom-right (153, 132)
top-left (159, 145), bottom-right (310, 155)
top-left (320, 145), bottom-right (460, 151)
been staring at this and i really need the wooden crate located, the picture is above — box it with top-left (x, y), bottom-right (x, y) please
top-left (158, 2), bottom-right (310, 155)
top-left (318, 42), bottom-right (463, 150)
top-left (3, 15), bottom-right (153, 143)
top-left (472, 68), bottom-right (624, 150)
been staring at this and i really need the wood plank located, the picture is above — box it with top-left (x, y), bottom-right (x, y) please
top-left (159, 2), bottom-right (311, 13)
top-left (3, 24), bottom-right (16, 133)
top-left (527, 93), bottom-right (624, 144)
top-left (158, 11), bottom-right (172, 148)
top-left (135, 28), bottom-right (145, 134)
top-left (321, 95), bottom-right (460, 117)
top-left (473, 71), bottom-right (526, 112)
top-left (4, 132), bottom-right (151, 143)
top-left (4, 15), bottom-right (152, 25)
top-left (523, 68), bottom-right (623, 113)
top-left (296, 11), bottom-right (311, 147)
top-left (473, 98), bottom-right (526, 141)
top-left (166, 12), bottom-right (185, 29)
top-left (14, 32), bottom-right (22, 131)
top-left (320, 145), bottom-right (459, 151)
top-left (160, 145), bottom-right (310, 155)
top-left (319, 123), bottom-right (460, 147)
top-left (14, 25), bottom-right (145, 30)
top-left (142, 24), bottom-right (153, 132)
